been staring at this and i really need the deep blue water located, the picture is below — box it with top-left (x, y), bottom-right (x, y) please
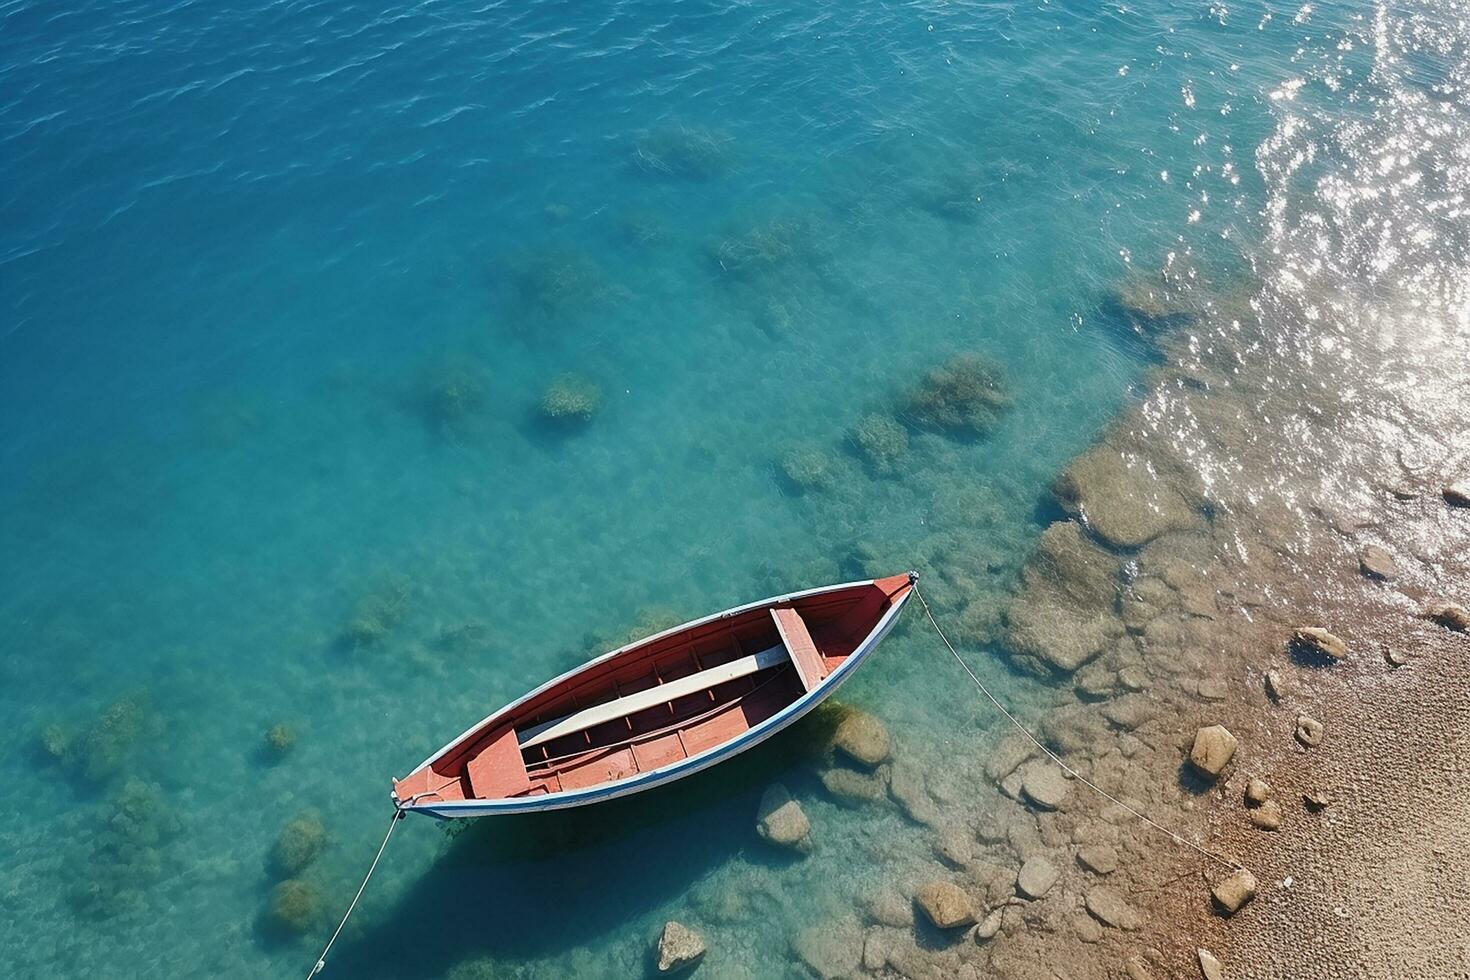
top-left (3, 0), bottom-right (1459, 976)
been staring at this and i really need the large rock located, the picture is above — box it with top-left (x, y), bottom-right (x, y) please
top-left (888, 763), bottom-right (939, 826)
top-left (1292, 627), bottom-right (1347, 661)
top-left (792, 918), bottom-right (862, 979)
top-left (1019, 762), bottom-right (1071, 811)
top-left (656, 921), bottom-right (706, 973)
top-left (832, 711), bottom-right (891, 768)
top-left (1016, 856), bottom-right (1060, 899)
top-left (1003, 521), bottom-right (1127, 675)
top-left (1085, 886), bottom-right (1142, 930)
top-left (755, 783), bottom-right (811, 853)
top-left (1052, 446), bottom-right (1202, 549)
top-left (914, 881), bottom-right (976, 930)
top-left (1211, 868), bottom-right (1257, 914)
top-left (1188, 725), bottom-right (1238, 779)
top-left (820, 766), bottom-right (886, 807)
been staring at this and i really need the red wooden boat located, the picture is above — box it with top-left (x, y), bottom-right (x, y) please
top-left (392, 572), bottom-right (915, 817)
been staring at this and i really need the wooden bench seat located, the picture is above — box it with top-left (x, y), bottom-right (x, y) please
top-left (465, 724), bottom-right (532, 798)
top-left (516, 644), bottom-right (789, 751)
top-left (771, 606), bottom-right (826, 692)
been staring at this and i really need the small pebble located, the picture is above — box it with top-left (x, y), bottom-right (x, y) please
top-left (1304, 790), bottom-right (1332, 812)
top-left (1295, 715), bottom-right (1325, 748)
top-left (1383, 646), bottom-right (1409, 668)
top-left (1425, 602), bottom-right (1469, 631)
top-left (1244, 778), bottom-right (1271, 806)
top-left (1247, 800), bottom-right (1282, 830)
top-left (1264, 669), bottom-right (1289, 702)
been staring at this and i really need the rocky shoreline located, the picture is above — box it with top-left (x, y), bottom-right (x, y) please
top-left (644, 267), bottom-right (1470, 979)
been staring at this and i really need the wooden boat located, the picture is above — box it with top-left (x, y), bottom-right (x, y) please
top-left (392, 572), bottom-right (916, 817)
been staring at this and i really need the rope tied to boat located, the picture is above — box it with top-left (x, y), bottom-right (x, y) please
top-left (306, 800), bottom-right (413, 978)
top-left (910, 580), bottom-right (1244, 873)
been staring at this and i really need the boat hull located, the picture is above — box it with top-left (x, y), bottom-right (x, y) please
top-left (395, 574), bottom-right (914, 818)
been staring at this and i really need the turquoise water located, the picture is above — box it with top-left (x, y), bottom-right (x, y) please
top-left (2, 1), bottom-right (1456, 976)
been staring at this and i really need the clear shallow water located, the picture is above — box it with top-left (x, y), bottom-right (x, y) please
top-left (2, 0), bottom-right (1464, 977)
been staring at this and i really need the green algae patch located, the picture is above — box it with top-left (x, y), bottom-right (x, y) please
top-left (850, 413), bottom-right (910, 475)
top-left (412, 356), bottom-right (489, 430)
top-left (76, 693), bottom-right (156, 784)
top-left (633, 124), bottom-right (734, 181)
top-left (342, 578), bottom-right (412, 649)
top-left (538, 373), bottom-right (603, 427)
top-left (72, 777), bottom-right (178, 920)
top-left (265, 722), bottom-right (297, 758)
top-left (778, 445), bottom-right (837, 493)
top-left (900, 353), bottom-right (1011, 438)
top-left (272, 812), bottom-right (326, 876)
top-left (267, 878), bottom-right (320, 935)
top-left (507, 246), bottom-right (614, 320)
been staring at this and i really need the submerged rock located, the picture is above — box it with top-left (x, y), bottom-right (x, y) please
top-left (792, 918), bottom-right (862, 979)
top-left (934, 824), bottom-right (974, 868)
top-left (900, 353), bottom-right (1011, 437)
top-left (974, 908), bottom-right (1004, 942)
top-left (755, 783), bottom-right (812, 853)
top-left (1016, 856), bottom-right (1060, 899)
top-left (1211, 868), bottom-right (1257, 914)
top-left (914, 881), bottom-right (976, 930)
top-left (888, 763), bottom-right (940, 826)
top-left (1188, 725), bottom-right (1238, 779)
top-left (656, 921), bottom-right (706, 974)
top-left (832, 710), bottom-right (891, 768)
top-left (1019, 762), bottom-right (1071, 811)
top-left (1292, 627), bottom-right (1348, 662)
top-left (1085, 886), bottom-right (1142, 930)
top-left (1052, 445), bottom-right (1202, 549)
top-left (1295, 715), bottom-right (1325, 748)
top-left (1003, 521), bottom-right (1126, 675)
top-left (820, 766), bottom-right (887, 807)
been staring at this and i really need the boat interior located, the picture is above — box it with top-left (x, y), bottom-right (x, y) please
top-left (393, 576), bottom-right (909, 806)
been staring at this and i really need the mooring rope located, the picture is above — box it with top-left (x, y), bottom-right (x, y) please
top-left (306, 807), bottom-right (405, 978)
top-left (910, 581), bottom-right (1244, 872)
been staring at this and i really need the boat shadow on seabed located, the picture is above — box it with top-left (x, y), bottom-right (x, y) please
top-left (324, 708), bottom-right (844, 978)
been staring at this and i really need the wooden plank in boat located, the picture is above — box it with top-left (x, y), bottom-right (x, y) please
top-left (465, 724), bottom-right (532, 799)
top-left (771, 607), bottom-right (826, 692)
